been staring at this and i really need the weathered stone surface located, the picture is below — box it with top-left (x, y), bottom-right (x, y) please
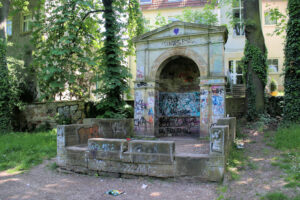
top-left (134, 22), bottom-right (228, 137)
top-left (216, 117), bottom-right (236, 142)
top-left (64, 146), bottom-right (88, 173)
top-left (56, 118), bottom-right (234, 182)
top-left (83, 118), bottom-right (134, 138)
top-left (210, 125), bottom-right (229, 155)
top-left (175, 153), bottom-right (210, 177)
top-left (88, 138), bottom-right (127, 161)
top-left (175, 153), bottom-right (224, 181)
top-left (20, 101), bottom-right (85, 130)
top-left (127, 140), bottom-right (175, 164)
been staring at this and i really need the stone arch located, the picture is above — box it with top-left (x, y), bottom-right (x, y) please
top-left (150, 47), bottom-right (208, 80)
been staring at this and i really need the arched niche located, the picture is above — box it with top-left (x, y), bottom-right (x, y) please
top-left (155, 56), bottom-right (201, 137)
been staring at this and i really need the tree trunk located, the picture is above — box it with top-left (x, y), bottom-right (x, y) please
top-left (243, 0), bottom-right (267, 119)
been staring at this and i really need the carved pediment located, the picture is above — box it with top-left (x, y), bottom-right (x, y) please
top-left (134, 21), bottom-right (228, 43)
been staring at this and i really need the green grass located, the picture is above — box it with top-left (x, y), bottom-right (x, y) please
top-left (0, 129), bottom-right (57, 172)
top-left (272, 124), bottom-right (300, 150)
top-left (260, 192), bottom-right (300, 200)
top-left (265, 124), bottom-right (300, 188)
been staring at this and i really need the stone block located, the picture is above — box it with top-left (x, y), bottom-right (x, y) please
top-left (210, 125), bottom-right (229, 155)
top-left (175, 153), bottom-right (210, 177)
top-left (216, 117), bottom-right (236, 142)
top-left (88, 138), bottom-right (127, 161)
top-left (127, 140), bottom-right (175, 164)
top-left (64, 146), bottom-right (88, 173)
top-left (83, 118), bottom-right (134, 138)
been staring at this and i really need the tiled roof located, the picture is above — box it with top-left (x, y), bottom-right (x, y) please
top-left (140, 0), bottom-right (207, 10)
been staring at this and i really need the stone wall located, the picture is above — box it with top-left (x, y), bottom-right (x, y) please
top-left (57, 117), bottom-right (236, 182)
top-left (17, 101), bottom-right (85, 130)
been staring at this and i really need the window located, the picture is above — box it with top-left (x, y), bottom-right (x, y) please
top-left (140, 0), bottom-right (152, 4)
top-left (22, 15), bottom-right (33, 32)
top-left (267, 59), bottom-right (279, 73)
top-left (6, 20), bottom-right (12, 36)
top-left (229, 60), bottom-right (244, 84)
top-left (264, 11), bottom-right (277, 25)
top-left (232, 0), bottom-right (244, 36)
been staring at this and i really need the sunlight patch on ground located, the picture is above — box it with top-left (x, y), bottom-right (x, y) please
top-left (150, 192), bottom-right (161, 197)
top-left (236, 178), bottom-right (253, 185)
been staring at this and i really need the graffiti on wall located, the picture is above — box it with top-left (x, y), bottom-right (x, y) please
top-left (158, 117), bottom-right (200, 136)
top-left (78, 125), bottom-right (100, 144)
top-left (210, 128), bottom-right (223, 153)
top-left (212, 86), bottom-right (225, 123)
top-left (159, 92), bottom-right (200, 117)
top-left (200, 89), bottom-right (209, 125)
top-left (137, 65), bottom-right (144, 79)
top-left (134, 90), bottom-right (155, 133)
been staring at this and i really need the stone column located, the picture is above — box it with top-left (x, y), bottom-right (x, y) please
top-left (199, 77), bottom-right (226, 137)
top-left (134, 81), bottom-right (156, 137)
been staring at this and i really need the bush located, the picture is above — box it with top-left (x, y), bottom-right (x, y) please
top-left (270, 80), bottom-right (277, 92)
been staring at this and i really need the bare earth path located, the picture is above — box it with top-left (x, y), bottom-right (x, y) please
top-left (1, 127), bottom-right (298, 200)
top-left (0, 159), bottom-right (217, 200)
top-left (223, 127), bottom-right (299, 200)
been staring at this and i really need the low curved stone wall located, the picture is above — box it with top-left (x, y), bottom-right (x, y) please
top-left (57, 117), bottom-right (236, 182)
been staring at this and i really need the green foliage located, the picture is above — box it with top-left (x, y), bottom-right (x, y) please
top-left (242, 41), bottom-right (268, 120)
top-left (272, 124), bottom-right (300, 150)
top-left (0, 38), bottom-right (12, 132)
top-left (266, 124), bottom-right (300, 188)
top-left (175, 6), bottom-right (218, 25)
top-left (270, 79), bottom-right (277, 92)
top-left (0, 129), bottom-right (57, 171)
top-left (260, 192), bottom-right (289, 200)
top-left (54, 113), bottom-right (72, 125)
top-left (283, 0), bottom-right (300, 123)
top-left (265, 7), bottom-right (287, 36)
top-left (94, 0), bottom-right (136, 119)
top-left (33, 0), bottom-right (101, 101)
top-left (148, 5), bottom-right (218, 30)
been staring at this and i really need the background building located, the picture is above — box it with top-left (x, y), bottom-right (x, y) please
top-left (128, 0), bottom-right (287, 99)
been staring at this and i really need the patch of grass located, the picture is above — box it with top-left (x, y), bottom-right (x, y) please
top-left (260, 192), bottom-right (300, 200)
top-left (0, 130), bottom-right (57, 172)
top-left (227, 145), bottom-right (247, 180)
top-left (265, 124), bottom-right (300, 188)
top-left (248, 161), bottom-right (258, 170)
top-left (48, 162), bottom-right (58, 171)
top-left (216, 185), bottom-right (228, 200)
top-left (260, 192), bottom-right (289, 200)
top-left (272, 124), bottom-right (300, 150)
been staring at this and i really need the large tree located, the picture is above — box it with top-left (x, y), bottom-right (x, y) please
top-left (34, 0), bottom-right (143, 116)
top-left (0, 0), bottom-right (11, 132)
top-left (283, 0), bottom-right (300, 123)
top-left (242, 0), bottom-right (267, 120)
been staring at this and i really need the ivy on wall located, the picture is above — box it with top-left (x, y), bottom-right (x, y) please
top-left (283, 0), bottom-right (300, 123)
top-left (242, 41), bottom-right (267, 120)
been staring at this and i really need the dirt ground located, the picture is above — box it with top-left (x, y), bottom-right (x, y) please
top-left (0, 127), bottom-right (298, 200)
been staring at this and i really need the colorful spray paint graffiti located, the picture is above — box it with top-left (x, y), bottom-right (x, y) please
top-left (137, 66), bottom-right (144, 79)
top-left (200, 89), bottom-right (209, 125)
top-left (159, 92), bottom-right (200, 117)
top-left (158, 117), bottom-right (200, 136)
top-left (134, 90), bottom-right (155, 134)
top-left (158, 92), bottom-right (200, 136)
top-left (212, 86), bottom-right (225, 123)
